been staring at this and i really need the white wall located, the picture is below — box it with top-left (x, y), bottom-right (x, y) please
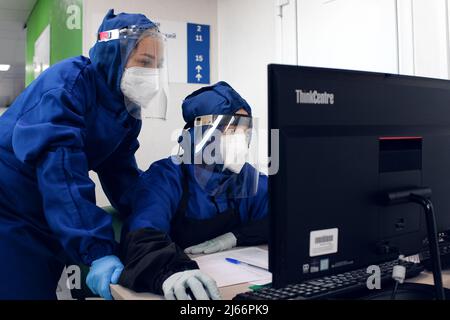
top-left (297, 0), bottom-right (400, 74)
top-left (294, 0), bottom-right (450, 80)
top-left (397, 0), bottom-right (415, 75)
top-left (0, 18), bottom-right (26, 108)
top-left (0, 77), bottom-right (24, 107)
top-left (83, 0), bottom-right (218, 206)
top-left (410, 0), bottom-right (450, 79)
top-left (275, 0), bottom-right (298, 65)
top-left (397, 0), bottom-right (450, 78)
top-left (218, 0), bottom-right (277, 171)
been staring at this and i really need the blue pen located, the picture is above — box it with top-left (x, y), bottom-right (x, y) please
top-left (225, 258), bottom-right (268, 271)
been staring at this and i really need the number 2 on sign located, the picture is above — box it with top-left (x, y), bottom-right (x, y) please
top-left (197, 25), bottom-right (202, 32)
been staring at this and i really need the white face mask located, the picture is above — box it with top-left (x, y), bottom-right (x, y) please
top-left (220, 133), bottom-right (249, 174)
top-left (120, 67), bottom-right (160, 109)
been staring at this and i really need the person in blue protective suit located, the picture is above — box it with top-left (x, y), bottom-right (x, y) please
top-left (119, 82), bottom-right (268, 300)
top-left (0, 9), bottom-right (169, 300)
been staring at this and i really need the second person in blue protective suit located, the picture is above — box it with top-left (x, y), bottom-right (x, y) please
top-left (119, 82), bottom-right (268, 300)
top-left (0, 9), bottom-right (168, 300)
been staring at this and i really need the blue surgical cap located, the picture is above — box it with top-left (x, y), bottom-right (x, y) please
top-left (182, 82), bottom-right (252, 124)
top-left (89, 9), bottom-right (157, 95)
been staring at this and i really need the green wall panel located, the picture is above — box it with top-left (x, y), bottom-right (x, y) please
top-left (25, 0), bottom-right (51, 86)
top-left (52, 0), bottom-right (83, 65)
top-left (26, 0), bottom-right (83, 86)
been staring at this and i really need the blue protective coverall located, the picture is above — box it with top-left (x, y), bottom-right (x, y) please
top-left (119, 82), bottom-right (268, 294)
top-left (0, 10), bottom-right (153, 299)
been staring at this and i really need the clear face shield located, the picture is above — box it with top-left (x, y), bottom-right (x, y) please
top-left (189, 114), bottom-right (260, 199)
top-left (99, 26), bottom-right (169, 120)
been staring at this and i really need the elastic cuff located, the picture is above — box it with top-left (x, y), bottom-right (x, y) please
top-left (231, 230), bottom-right (244, 246)
top-left (82, 242), bottom-right (116, 266)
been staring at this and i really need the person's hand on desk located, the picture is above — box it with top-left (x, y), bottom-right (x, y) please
top-left (86, 255), bottom-right (124, 300)
top-left (184, 233), bottom-right (237, 254)
top-left (162, 270), bottom-right (222, 300)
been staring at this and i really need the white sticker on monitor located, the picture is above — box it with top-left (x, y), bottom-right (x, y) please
top-left (310, 228), bottom-right (338, 257)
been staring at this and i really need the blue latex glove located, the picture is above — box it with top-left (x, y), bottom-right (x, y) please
top-left (86, 255), bottom-right (124, 300)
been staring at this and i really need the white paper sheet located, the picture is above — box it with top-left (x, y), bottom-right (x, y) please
top-left (193, 247), bottom-right (272, 287)
top-left (248, 278), bottom-right (272, 286)
top-left (225, 247), bottom-right (269, 270)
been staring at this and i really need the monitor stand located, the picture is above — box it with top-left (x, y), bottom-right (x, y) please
top-left (384, 187), bottom-right (445, 299)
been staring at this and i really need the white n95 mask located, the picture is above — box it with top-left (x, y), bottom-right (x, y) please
top-left (121, 67), bottom-right (160, 110)
top-left (220, 133), bottom-right (250, 174)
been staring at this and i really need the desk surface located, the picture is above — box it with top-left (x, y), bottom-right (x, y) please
top-left (110, 246), bottom-right (450, 300)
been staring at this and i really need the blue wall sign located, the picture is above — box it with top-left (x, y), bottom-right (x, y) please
top-left (187, 23), bottom-right (210, 84)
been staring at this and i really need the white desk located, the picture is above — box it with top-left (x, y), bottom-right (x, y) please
top-left (406, 270), bottom-right (450, 288)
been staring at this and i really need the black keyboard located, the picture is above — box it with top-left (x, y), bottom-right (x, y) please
top-left (233, 260), bottom-right (424, 300)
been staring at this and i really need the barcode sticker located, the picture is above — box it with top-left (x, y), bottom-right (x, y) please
top-left (310, 228), bottom-right (338, 257)
top-left (315, 235), bottom-right (334, 244)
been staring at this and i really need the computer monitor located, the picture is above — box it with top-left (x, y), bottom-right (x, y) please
top-left (268, 64), bottom-right (450, 288)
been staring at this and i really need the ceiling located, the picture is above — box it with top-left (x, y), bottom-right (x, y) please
top-left (0, 0), bottom-right (36, 24)
top-left (0, 0), bottom-right (36, 107)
